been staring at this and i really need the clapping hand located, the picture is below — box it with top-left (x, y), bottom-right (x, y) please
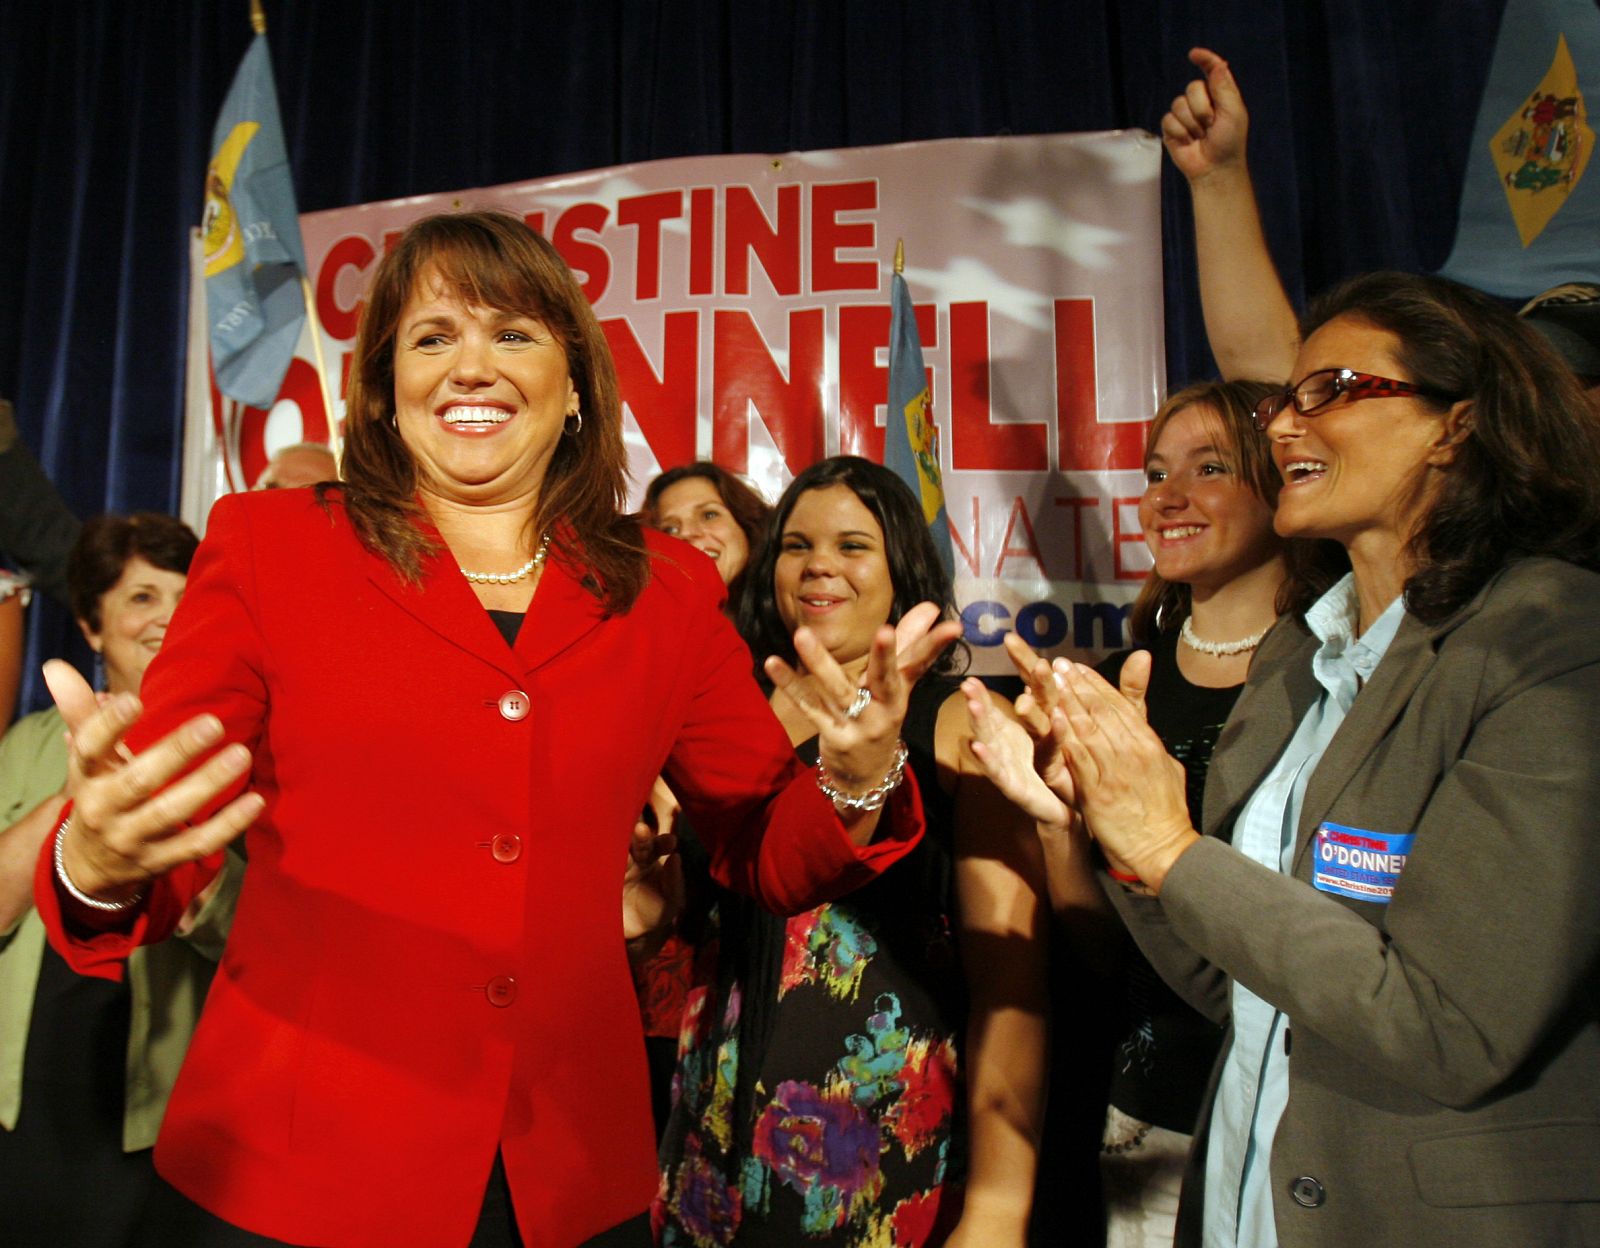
top-left (960, 632), bottom-right (1080, 832)
top-left (1042, 656), bottom-right (1197, 892)
top-left (966, 634), bottom-right (1194, 891)
top-left (43, 659), bottom-right (263, 907)
top-left (765, 603), bottom-right (962, 813)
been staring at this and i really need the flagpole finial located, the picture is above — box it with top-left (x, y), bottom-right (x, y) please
top-left (894, 238), bottom-right (905, 276)
top-left (250, 0), bottom-right (266, 34)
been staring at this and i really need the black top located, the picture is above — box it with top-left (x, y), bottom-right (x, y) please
top-left (486, 609), bottom-right (523, 647)
top-left (1099, 629), bottom-right (1241, 841)
top-left (1098, 628), bottom-right (1238, 1131)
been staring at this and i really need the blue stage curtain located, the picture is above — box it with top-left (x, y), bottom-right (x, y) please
top-left (0, 0), bottom-right (1506, 714)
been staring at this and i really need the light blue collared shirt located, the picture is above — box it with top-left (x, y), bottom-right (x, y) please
top-left (1202, 575), bottom-right (1406, 1248)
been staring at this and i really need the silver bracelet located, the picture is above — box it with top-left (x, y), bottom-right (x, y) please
top-left (53, 815), bottom-right (145, 913)
top-left (816, 739), bottom-right (909, 813)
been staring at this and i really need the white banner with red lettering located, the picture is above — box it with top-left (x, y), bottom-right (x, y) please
top-left (184, 132), bottom-right (1165, 669)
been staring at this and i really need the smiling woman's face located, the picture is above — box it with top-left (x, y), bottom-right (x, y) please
top-left (391, 264), bottom-right (578, 508)
top-left (1138, 403), bottom-right (1280, 594)
top-left (80, 556), bottom-right (187, 697)
top-left (1268, 315), bottom-right (1449, 556)
top-left (651, 477), bottom-right (750, 585)
top-left (773, 485), bottom-right (895, 667)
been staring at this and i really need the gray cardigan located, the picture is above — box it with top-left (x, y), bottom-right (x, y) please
top-left (1111, 558), bottom-right (1600, 1247)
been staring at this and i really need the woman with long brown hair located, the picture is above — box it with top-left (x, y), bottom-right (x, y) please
top-left (643, 461), bottom-right (771, 607)
top-left (34, 211), bottom-right (957, 1248)
top-left (634, 462), bottom-right (773, 1136)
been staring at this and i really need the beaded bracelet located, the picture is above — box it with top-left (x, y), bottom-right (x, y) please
top-left (53, 815), bottom-right (145, 913)
top-left (816, 739), bottom-right (909, 814)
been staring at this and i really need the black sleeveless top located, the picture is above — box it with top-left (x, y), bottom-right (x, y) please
top-left (1099, 629), bottom-right (1236, 1130)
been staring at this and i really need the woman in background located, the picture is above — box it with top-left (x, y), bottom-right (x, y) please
top-left (635, 463), bottom-right (773, 1137)
top-left (644, 462), bottom-right (770, 607)
top-left (1069, 380), bottom-right (1339, 1248)
top-left (0, 514), bottom-right (241, 1248)
top-left (657, 457), bottom-right (1056, 1248)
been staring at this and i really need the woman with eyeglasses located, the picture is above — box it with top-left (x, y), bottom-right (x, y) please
top-left (970, 271), bottom-right (1600, 1247)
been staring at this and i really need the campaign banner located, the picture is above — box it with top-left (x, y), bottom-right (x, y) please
top-left (185, 132), bottom-right (1166, 669)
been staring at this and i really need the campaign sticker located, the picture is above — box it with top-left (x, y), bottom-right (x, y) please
top-left (1312, 821), bottom-right (1416, 903)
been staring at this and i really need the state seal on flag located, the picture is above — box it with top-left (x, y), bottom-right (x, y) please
top-left (902, 386), bottom-right (944, 524)
top-left (203, 121), bottom-right (261, 277)
top-left (203, 170), bottom-right (240, 273)
top-left (1491, 33), bottom-right (1593, 246)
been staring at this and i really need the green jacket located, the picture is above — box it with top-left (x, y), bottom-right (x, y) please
top-left (0, 706), bottom-right (243, 1151)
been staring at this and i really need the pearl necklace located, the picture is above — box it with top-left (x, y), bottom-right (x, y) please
top-left (459, 532), bottom-right (551, 585)
top-left (1181, 615), bottom-right (1269, 657)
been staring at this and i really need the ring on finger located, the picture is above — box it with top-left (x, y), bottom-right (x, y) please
top-left (843, 687), bottom-right (873, 720)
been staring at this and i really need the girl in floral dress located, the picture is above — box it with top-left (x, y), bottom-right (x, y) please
top-left (656, 458), bottom-right (1071, 1248)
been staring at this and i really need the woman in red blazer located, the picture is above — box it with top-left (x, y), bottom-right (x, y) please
top-left (35, 211), bottom-right (957, 1248)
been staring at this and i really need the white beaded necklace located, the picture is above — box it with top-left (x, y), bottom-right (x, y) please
top-left (459, 532), bottom-right (551, 585)
top-left (1180, 615), bottom-right (1269, 657)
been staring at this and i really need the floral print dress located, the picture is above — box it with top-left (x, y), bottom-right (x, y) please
top-left (655, 679), bottom-right (963, 1248)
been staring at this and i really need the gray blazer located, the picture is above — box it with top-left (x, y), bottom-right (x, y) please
top-left (1112, 558), bottom-right (1600, 1247)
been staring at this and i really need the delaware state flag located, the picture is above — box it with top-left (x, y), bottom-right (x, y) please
top-left (883, 264), bottom-right (954, 574)
top-left (202, 34), bottom-right (307, 409)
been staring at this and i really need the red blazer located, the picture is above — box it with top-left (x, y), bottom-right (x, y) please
top-left (37, 490), bottom-right (924, 1247)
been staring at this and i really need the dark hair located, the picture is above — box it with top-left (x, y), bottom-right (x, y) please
top-left (337, 210), bottom-right (647, 613)
top-left (1130, 380), bottom-right (1346, 641)
top-left (1518, 282), bottom-right (1600, 380)
top-left (642, 462), bottom-right (772, 606)
top-left (736, 456), bottom-right (965, 676)
top-left (67, 513), bottom-right (199, 632)
top-left (1302, 271), bottom-right (1600, 623)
